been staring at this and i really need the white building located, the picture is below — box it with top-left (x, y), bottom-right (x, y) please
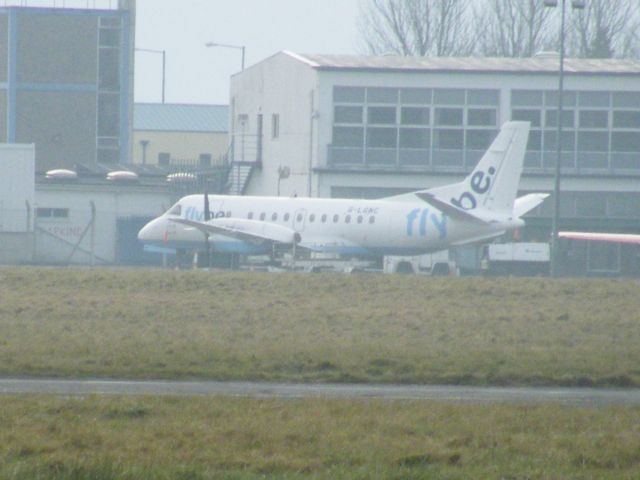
top-left (230, 52), bottom-right (640, 247)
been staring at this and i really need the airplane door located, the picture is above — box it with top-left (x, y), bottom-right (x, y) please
top-left (293, 209), bottom-right (306, 232)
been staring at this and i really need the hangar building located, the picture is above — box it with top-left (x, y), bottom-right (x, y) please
top-left (0, 1), bottom-right (134, 172)
top-left (229, 52), bottom-right (640, 274)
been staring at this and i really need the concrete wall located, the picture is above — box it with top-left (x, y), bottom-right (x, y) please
top-left (0, 143), bottom-right (35, 232)
top-left (34, 184), bottom-right (170, 264)
top-left (230, 52), bottom-right (318, 197)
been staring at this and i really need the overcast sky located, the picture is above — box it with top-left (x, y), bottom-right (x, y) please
top-left (134, 0), bottom-right (361, 105)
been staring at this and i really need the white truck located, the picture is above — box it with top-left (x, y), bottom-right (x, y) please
top-left (383, 250), bottom-right (455, 276)
top-left (481, 242), bottom-right (550, 276)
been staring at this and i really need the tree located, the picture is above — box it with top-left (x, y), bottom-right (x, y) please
top-left (567, 0), bottom-right (640, 58)
top-left (475, 0), bottom-right (554, 57)
top-left (358, 0), bottom-right (475, 56)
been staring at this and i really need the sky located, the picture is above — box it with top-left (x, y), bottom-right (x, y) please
top-left (134, 0), bottom-right (361, 105)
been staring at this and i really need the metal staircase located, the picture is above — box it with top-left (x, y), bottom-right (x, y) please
top-left (225, 162), bottom-right (255, 196)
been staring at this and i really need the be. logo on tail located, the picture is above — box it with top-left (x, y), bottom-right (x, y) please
top-left (450, 167), bottom-right (496, 210)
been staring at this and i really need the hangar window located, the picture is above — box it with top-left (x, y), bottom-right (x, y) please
top-left (333, 127), bottom-right (364, 147)
top-left (511, 90), bottom-right (543, 106)
top-left (579, 110), bottom-right (608, 128)
top-left (512, 109), bottom-right (541, 127)
top-left (334, 86), bottom-right (365, 103)
top-left (468, 109), bottom-right (497, 126)
top-left (335, 106), bottom-right (363, 124)
top-left (271, 213), bottom-right (278, 221)
top-left (401, 107), bottom-right (429, 125)
top-left (613, 111), bottom-right (640, 128)
top-left (545, 110), bottom-right (575, 128)
top-left (435, 108), bottom-right (463, 126)
top-left (368, 106), bottom-right (396, 125)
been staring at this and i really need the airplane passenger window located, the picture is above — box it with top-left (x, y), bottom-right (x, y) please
top-left (321, 214), bottom-right (327, 223)
top-left (226, 211), bottom-right (231, 217)
top-left (284, 213), bottom-right (290, 221)
top-left (272, 213), bottom-right (278, 221)
top-left (333, 214), bottom-right (339, 223)
top-left (345, 215), bottom-right (351, 224)
top-left (260, 212), bottom-right (266, 220)
top-left (309, 214), bottom-right (316, 222)
top-left (369, 216), bottom-right (375, 224)
top-left (248, 212), bottom-right (254, 219)
top-left (357, 215), bottom-right (363, 223)
top-left (169, 204), bottom-right (182, 216)
top-left (296, 213), bottom-right (303, 222)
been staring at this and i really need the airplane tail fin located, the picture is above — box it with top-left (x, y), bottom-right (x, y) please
top-left (422, 121), bottom-right (530, 216)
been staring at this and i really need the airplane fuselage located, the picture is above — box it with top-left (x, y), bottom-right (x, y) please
top-left (139, 194), bottom-right (523, 256)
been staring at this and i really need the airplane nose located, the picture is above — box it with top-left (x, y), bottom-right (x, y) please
top-left (138, 218), bottom-right (160, 243)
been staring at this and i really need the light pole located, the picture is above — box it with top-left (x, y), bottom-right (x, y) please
top-left (205, 42), bottom-right (246, 71)
top-left (136, 47), bottom-right (166, 103)
top-left (544, 0), bottom-right (585, 277)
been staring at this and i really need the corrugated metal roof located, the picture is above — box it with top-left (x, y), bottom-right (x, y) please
top-left (289, 52), bottom-right (640, 75)
top-left (134, 103), bottom-right (229, 133)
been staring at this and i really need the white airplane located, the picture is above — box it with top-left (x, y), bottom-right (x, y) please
top-left (138, 121), bottom-right (548, 258)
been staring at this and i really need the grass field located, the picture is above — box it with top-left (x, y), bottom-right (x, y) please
top-left (1, 395), bottom-right (639, 479)
top-left (1, 267), bottom-right (639, 386)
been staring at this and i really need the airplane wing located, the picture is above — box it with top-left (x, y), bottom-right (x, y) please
top-left (172, 218), bottom-right (299, 246)
top-left (559, 231), bottom-right (640, 245)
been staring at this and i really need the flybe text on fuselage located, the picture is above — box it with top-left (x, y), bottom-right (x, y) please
top-left (450, 166), bottom-right (496, 210)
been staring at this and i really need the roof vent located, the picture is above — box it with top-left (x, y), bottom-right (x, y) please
top-left (107, 170), bottom-right (139, 182)
top-left (166, 172), bottom-right (197, 183)
top-left (45, 169), bottom-right (78, 181)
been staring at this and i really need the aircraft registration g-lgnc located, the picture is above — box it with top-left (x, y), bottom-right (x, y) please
top-left (138, 121), bottom-right (549, 258)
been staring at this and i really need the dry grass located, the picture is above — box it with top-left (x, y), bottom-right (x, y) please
top-left (0, 268), bottom-right (639, 386)
top-left (0, 395), bottom-right (639, 479)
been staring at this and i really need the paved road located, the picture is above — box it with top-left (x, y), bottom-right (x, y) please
top-left (1, 378), bottom-right (640, 406)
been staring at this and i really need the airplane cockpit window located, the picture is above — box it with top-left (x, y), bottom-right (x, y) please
top-left (168, 204), bottom-right (182, 216)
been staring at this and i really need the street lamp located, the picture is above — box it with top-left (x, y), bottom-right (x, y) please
top-left (205, 42), bottom-right (246, 71)
top-left (136, 47), bottom-right (166, 103)
top-left (544, 0), bottom-right (586, 277)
